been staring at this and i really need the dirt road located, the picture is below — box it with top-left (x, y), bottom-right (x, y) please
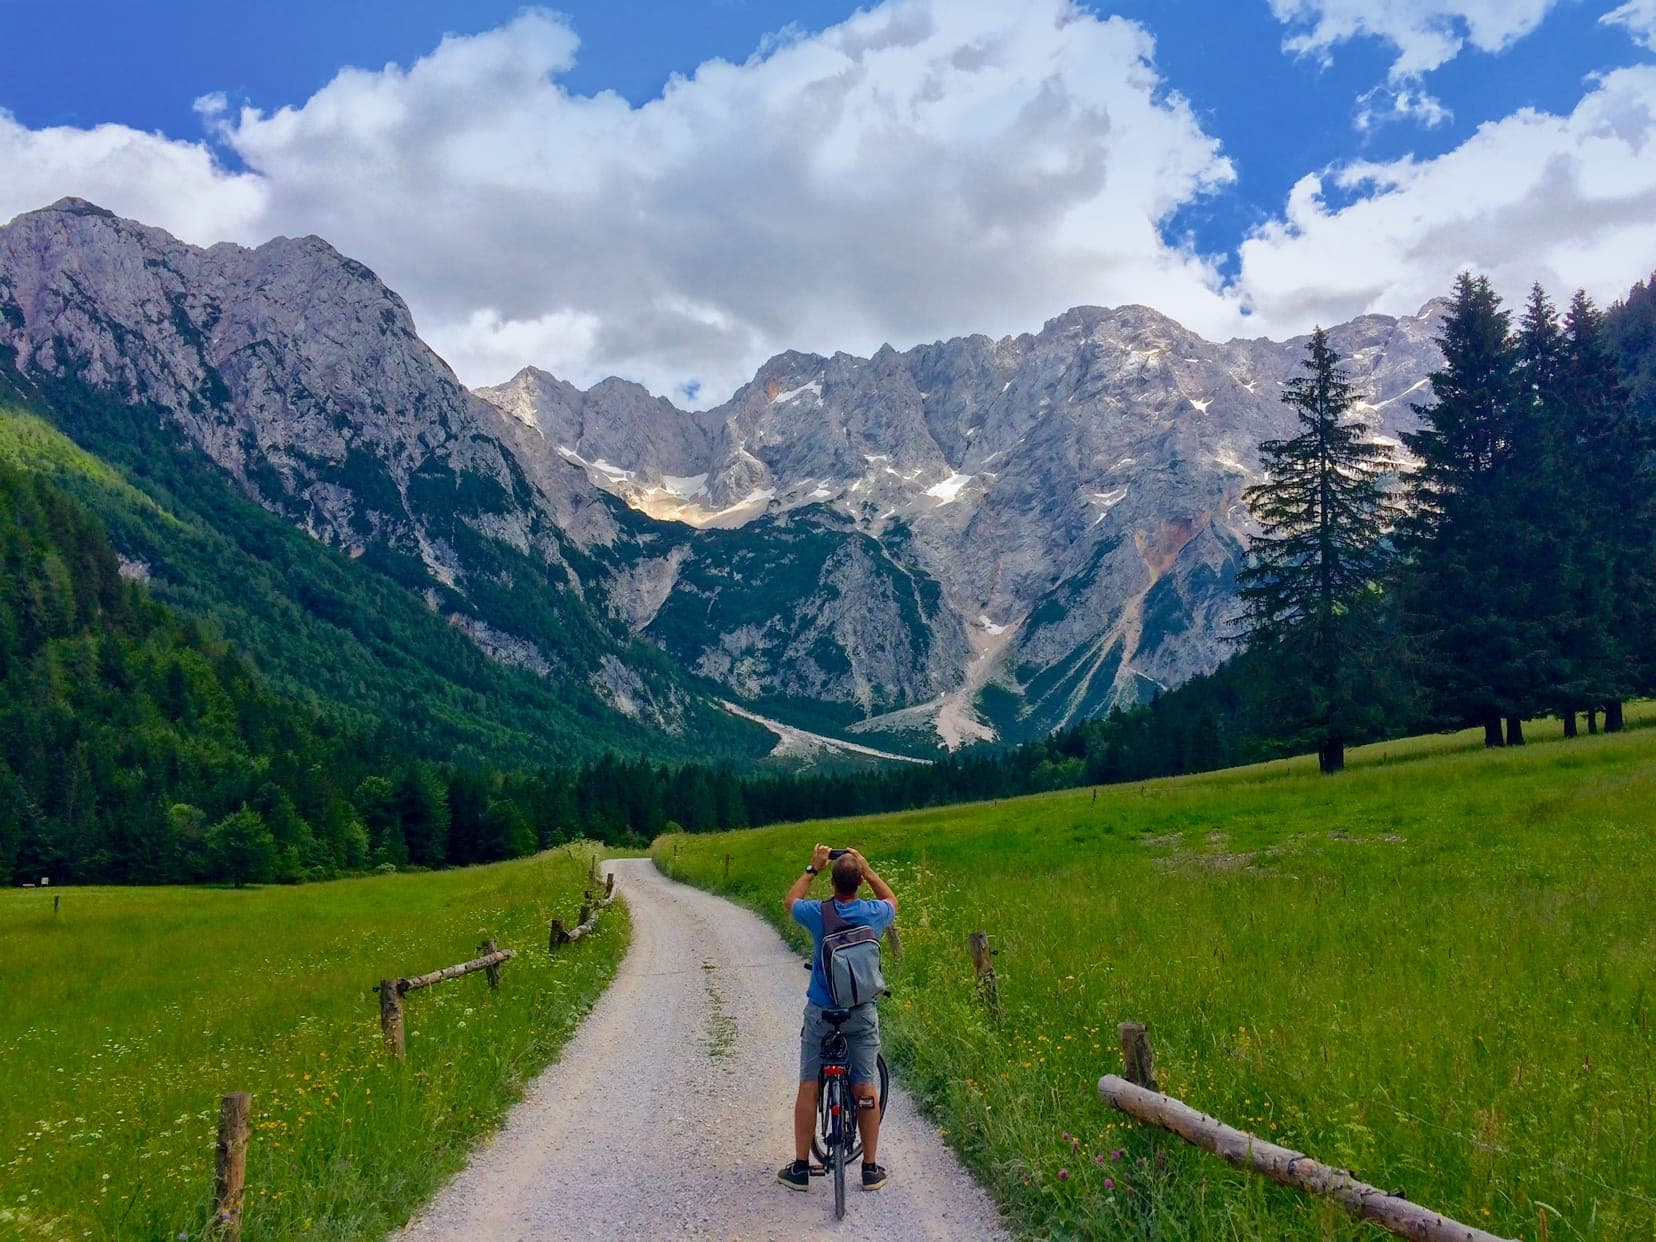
top-left (400, 858), bottom-right (1006, 1240)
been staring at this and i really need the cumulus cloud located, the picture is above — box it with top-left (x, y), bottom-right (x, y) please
top-left (184, 0), bottom-right (1238, 403)
top-left (1236, 65), bottom-right (1656, 328)
top-left (1604, 0), bottom-right (1656, 50)
top-left (1269, 0), bottom-right (1560, 131)
top-left (0, 110), bottom-right (266, 245)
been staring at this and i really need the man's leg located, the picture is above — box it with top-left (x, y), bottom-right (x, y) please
top-left (794, 1080), bottom-right (818, 1163)
top-left (853, 1082), bottom-right (880, 1162)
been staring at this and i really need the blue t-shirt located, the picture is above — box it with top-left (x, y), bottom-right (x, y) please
top-left (791, 896), bottom-right (896, 1009)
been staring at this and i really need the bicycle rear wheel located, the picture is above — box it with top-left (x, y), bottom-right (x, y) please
top-left (829, 1080), bottom-right (847, 1220)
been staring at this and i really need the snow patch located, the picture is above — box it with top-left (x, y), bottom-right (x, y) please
top-left (661, 473), bottom-right (709, 499)
top-left (976, 615), bottom-right (1008, 635)
top-left (925, 472), bottom-right (973, 503)
top-left (1090, 486), bottom-right (1129, 520)
top-left (772, 378), bottom-right (823, 405)
top-left (1189, 397), bottom-right (1212, 414)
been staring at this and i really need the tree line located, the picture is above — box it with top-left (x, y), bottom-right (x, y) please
top-left (1237, 273), bottom-right (1654, 771)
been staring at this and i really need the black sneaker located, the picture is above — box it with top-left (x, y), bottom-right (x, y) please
top-left (777, 1160), bottom-right (811, 1191)
top-left (861, 1162), bottom-right (888, 1191)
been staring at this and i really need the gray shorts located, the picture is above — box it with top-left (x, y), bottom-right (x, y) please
top-left (799, 1001), bottom-right (880, 1085)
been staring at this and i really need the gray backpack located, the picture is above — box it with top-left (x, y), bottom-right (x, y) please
top-left (820, 899), bottom-right (888, 1008)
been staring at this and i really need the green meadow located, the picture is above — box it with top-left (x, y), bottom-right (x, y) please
top-left (0, 847), bottom-right (625, 1240)
top-left (656, 711), bottom-right (1656, 1240)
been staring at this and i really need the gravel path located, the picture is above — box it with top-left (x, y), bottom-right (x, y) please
top-left (400, 858), bottom-right (1006, 1241)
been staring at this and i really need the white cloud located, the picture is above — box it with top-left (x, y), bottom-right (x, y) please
top-left (1269, 1), bottom-right (1560, 132)
top-left (1, 2), bottom-right (1242, 404)
top-left (0, 110), bottom-right (266, 246)
top-left (1268, 0), bottom-right (1559, 77)
top-left (1604, 0), bottom-right (1656, 51)
top-left (1235, 65), bottom-right (1656, 329)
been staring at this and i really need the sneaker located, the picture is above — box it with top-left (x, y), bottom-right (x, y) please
top-left (861, 1162), bottom-right (888, 1191)
top-left (777, 1160), bottom-right (811, 1191)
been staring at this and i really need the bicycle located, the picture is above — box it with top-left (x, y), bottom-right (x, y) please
top-left (809, 1006), bottom-right (891, 1219)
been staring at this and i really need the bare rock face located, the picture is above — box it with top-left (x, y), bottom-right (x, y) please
top-left (0, 198), bottom-right (690, 729)
top-left (486, 300), bottom-right (1445, 744)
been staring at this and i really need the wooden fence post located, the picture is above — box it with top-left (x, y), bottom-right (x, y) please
top-left (588, 854), bottom-right (599, 887)
top-left (579, 898), bottom-right (592, 928)
top-left (211, 1091), bottom-right (250, 1241)
top-left (549, 918), bottom-right (566, 950)
top-left (605, 873), bottom-right (615, 899)
top-left (379, 979), bottom-right (406, 1058)
top-left (481, 939), bottom-right (501, 990)
top-left (1119, 1020), bottom-right (1159, 1091)
top-left (723, 853), bottom-right (731, 880)
top-left (968, 931), bottom-right (999, 1014)
top-left (885, 921), bottom-right (903, 961)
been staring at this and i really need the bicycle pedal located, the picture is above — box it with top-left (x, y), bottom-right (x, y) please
top-left (809, 1164), bottom-right (826, 1176)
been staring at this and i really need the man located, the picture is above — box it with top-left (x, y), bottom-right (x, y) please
top-left (777, 843), bottom-right (898, 1193)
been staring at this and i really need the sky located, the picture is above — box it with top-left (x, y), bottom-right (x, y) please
top-left (2, 1), bottom-right (1654, 406)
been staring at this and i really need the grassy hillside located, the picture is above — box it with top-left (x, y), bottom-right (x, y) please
top-left (656, 712), bottom-right (1656, 1239)
top-left (0, 847), bottom-right (625, 1240)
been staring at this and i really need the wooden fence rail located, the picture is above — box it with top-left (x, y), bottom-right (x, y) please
top-left (1097, 1025), bottom-right (1514, 1242)
top-left (374, 945), bottom-right (517, 1058)
top-left (550, 870), bottom-right (618, 947)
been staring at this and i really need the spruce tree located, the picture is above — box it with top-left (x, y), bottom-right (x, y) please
top-left (1238, 327), bottom-right (1396, 774)
top-left (1561, 291), bottom-right (1654, 726)
top-left (1398, 273), bottom-right (1524, 746)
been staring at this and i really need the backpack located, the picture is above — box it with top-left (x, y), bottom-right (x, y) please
top-left (819, 899), bottom-right (888, 1008)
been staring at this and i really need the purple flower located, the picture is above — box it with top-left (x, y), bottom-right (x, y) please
top-left (1060, 1131), bottom-right (1071, 1142)
top-left (1094, 1153), bottom-right (1105, 1165)
top-left (1110, 1147), bottom-right (1125, 1160)
top-left (1104, 1177), bottom-right (1115, 1190)
top-left (1058, 1168), bottom-right (1070, 1181)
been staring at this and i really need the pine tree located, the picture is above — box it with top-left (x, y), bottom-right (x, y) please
top-left (1398, 273), bottom-right (1524, 746)
top-left (1238, 327), bottom-right (1397, 774)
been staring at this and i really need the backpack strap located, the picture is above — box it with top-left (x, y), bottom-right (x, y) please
top-left (820, 897), bottom-right (849, 934)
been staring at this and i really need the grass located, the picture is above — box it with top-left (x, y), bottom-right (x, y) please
top-left (654, 710), bottom-right (1656, 1240)
top-left (0, 847), bottom-right (627, 1240)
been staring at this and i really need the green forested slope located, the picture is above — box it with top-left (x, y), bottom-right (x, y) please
top-left (0, 363), bottom-right (765, 771)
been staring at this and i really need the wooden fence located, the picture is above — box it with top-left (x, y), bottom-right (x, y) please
top-left (210, 859), bottom-right (621, 1237)
top-left (1095, 1021), bottom-right (1515, 1242)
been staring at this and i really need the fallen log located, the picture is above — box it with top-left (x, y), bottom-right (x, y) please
top-left (1097, 1074), bottom-right (1513, 1242)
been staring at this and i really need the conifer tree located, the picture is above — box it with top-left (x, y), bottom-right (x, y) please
top-left (1561, 290), bottom-right (1654, 727)
top-left (1398, 273), bottom-right (1524, 746)
top-left (1238, 327), bottom-right (1396, 774)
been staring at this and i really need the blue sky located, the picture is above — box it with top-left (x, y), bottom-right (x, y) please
top-left (3, 1), bottom-right (1654, 403)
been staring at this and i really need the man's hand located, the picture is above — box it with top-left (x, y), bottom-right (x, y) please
top-left (846, 847), bottom-right (869, 878)
top-left (812, 843), bottom-right (831, 871)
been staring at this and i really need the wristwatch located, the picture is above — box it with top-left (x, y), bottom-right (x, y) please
top-left (804, 864), bottom-right (819, 876)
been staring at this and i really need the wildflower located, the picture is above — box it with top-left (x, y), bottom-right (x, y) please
top-left (1094, 1154), bottom-right (1105, 1165)
top-left (1058, 1169), bottom-right (1069, 1181)
top-left (1110, 1148), bottom-right (1125, 1160)
top-left (1104, 1177), bottom-right (1114, 1190)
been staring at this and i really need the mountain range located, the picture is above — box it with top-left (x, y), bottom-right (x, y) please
top-left (0, 198), bottom-right (1449, 758)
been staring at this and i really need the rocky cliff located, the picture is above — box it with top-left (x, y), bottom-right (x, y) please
top-left (480, 302), bottom-right (1443, 744)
